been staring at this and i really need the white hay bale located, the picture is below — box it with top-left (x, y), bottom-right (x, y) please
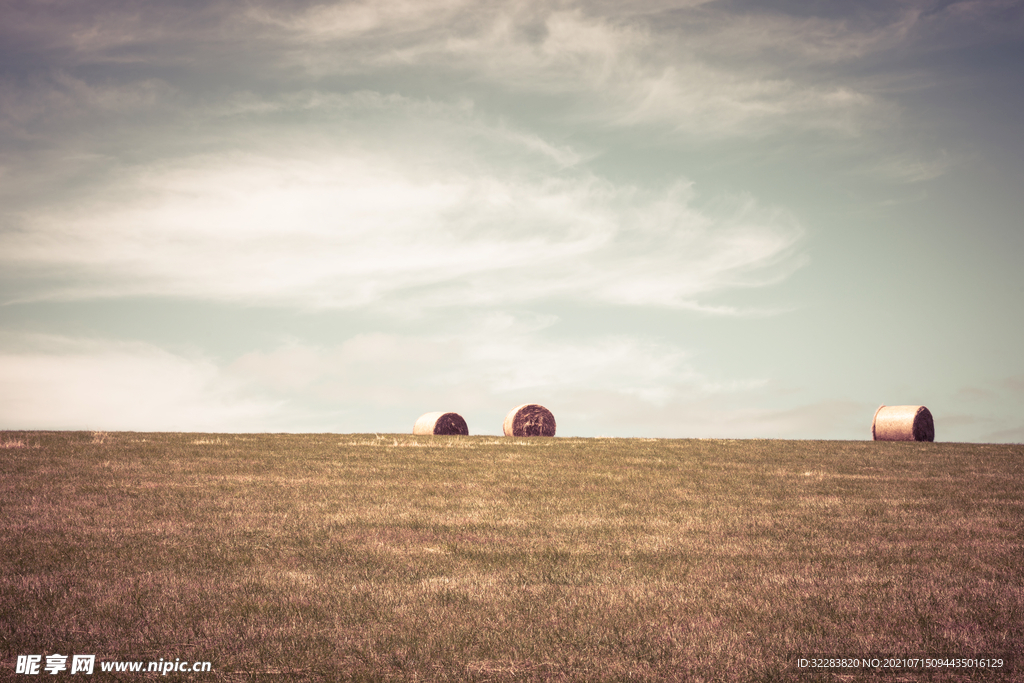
top-left (871, 405), bottom-right (934, 442)
top-left (413, 412), bottom-right (469, 436)
top-left (503, 404), bottom-right (556, 437)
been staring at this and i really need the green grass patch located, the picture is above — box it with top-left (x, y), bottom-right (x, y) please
top-left (1, 432), bottom-right (1021, 681)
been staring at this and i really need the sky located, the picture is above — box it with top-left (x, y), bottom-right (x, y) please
top-left (1, 0), bottom-right (1022, 440)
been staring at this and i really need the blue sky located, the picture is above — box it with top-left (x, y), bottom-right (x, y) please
top-left (1, 0), bottom-right (1022, 440)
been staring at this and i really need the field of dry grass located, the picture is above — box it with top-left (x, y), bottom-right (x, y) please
top-left (1, 431), bottom-right (1021, 681)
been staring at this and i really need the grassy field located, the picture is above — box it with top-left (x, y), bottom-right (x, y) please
top-left (0, 431), bottom-right (1021, 681)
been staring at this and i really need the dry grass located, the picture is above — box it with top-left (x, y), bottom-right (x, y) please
top-left (0, 432), bottom-right (1021, 681)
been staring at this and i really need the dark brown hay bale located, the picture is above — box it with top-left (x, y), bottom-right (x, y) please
top-left (503, 404), bottom-right (556, 437)
top-left (871, 405), bottom-right (934, 442)
top-left (413, 412), bottom-right (469, 436)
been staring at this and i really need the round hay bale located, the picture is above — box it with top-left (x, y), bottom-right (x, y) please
top-left (503, 404), bottom-right (556, 437)
top-left (413, 412), bottom-right (469, 436)
top-left (871, 405), bottom-right (934, 442)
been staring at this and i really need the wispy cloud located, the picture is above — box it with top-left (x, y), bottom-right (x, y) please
top-left (224, 312), bottom-right (766, 434)
top-left (4, 0), bottom-right (988, 194)
top-left (247, 2), bottom-right (888, 138)
top-left (868, 150), bottom-right (954, 184)
top-left (0, 334), bottom-right (280, 431)
top-left (229, 316), bottom-right (701, 402)
top-left (0, 140), bottom-right (803, 311)
top-left (0, 72), bottom-right (171, 139)
top-left (0, 321), bottom-right (747, 434)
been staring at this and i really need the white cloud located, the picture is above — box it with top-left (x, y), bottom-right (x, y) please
top-left (677, 9), bottom-right (921, 65)
top-left (0, 72), bottom-right (173, 144)
top-left (7, 323), bottom-right (1019, 440)
top-left (0, 335), bottom-right (280, 431)
top-left (222, 312), bottom-right (772, 435)
top-left (8, 0), bottom-right (1013, 153)
top-left (869, 151), bottom-right (953, 184)
top-left (438, 312), bottom-right (699, 400)
top-left (0, 319), bottom-right (748, 434)
top-left (227, 315), bottom-right (701, 403)
top-left (0, 323), bottom-right (752, 435)
top-left (0, 146), bottom-right (803, 312)
top-left (247, 0), bottom-right (473, 41)
top-left (248, 2), bottom-right (885, 138)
